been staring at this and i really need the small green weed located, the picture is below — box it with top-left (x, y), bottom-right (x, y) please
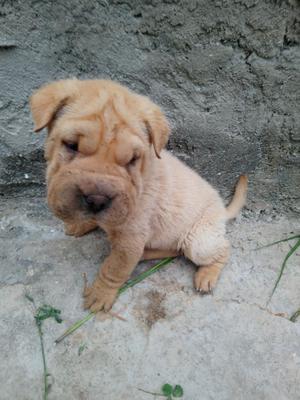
top-left (25, 294), bottom-right (62, 400)
top-left (139, 383), bottom-right (184, 399)
top-left (78, 343), bottom-right (87, 356)
top-left (35, 304), bottom-right (62, 325)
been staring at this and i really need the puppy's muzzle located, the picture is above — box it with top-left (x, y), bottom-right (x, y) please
top-left (82, 193), bottom-right (112, 214)
top-left (47, 169), bottom-right (134, 225)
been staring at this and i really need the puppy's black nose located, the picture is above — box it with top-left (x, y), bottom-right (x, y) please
top-left (83, 194), bottom-right (112, 213)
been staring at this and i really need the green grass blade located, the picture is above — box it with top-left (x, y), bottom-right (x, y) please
top-left (119, 257), bottom-right (174, 294)
top-left (55, 312), bottom-right (95, 344)
top-left (256, 234), bottom-right (300, 250)
top-left (269, 238), bottom-right (300, 300)
top-left (290, 309), bottom-right (300, 323)
top-left (55, 257), bottom-right (174, 343)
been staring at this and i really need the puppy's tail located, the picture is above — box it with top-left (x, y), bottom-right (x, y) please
top-left (226, 175), bottom-right (248, 220)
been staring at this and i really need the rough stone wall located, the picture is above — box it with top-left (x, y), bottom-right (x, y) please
top-left (0, 0), bottom-right (299, 213)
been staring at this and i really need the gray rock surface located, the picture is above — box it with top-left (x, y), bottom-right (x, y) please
top-left (0, 0), bottom-right (299, 212)
top-left (0, 196), bottom-right (299, 400)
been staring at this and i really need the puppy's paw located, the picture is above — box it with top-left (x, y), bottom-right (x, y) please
top-left (194, 266), bottom-right (220, 294)
top-left (64, 222), bottom-right (85, 237)
top-left (64, 221), bottom-right (97, 237)
top-left (83, 278), bottom-right (118, 312)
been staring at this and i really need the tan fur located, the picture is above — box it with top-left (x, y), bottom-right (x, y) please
top-left (30, 79), bottom-right (248, 312)
top-left (226, 175), bottom-right (248, 220)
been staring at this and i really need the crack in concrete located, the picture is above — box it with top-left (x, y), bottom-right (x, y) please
top-left (215, 297), bottom-right (291, 322)
top-left (0, 281), bottom-right (27, 289)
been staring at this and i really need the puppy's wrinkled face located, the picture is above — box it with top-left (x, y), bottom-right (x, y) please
top-left (30, 80), bottom-right (170, 228)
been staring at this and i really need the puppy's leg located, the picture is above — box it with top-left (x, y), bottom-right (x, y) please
top-left (142, 249), bottom-right (179, 261)
top-left (181, 222), bottom-right (230, 293)
top-left (83, 236), bottom-right (145, 312)
top-left (193, 247), bottom-right (229, 293)
top-left (64, 220), bottom-right (98, 237)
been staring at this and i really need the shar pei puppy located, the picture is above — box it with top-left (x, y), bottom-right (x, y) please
top-left (30, 79), bottom-right (247, 312)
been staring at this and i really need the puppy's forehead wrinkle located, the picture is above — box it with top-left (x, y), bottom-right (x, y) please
top-left (56, 84), bottom-right (147, 146)
top-left (59, 118), bottom-right (101, 137)
top-left (109, 92), bottom-right (145, 135)
top-left (64, 92), bottom-right (108, 121)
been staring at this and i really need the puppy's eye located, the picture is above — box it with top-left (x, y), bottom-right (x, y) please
top-left (127, 154), bottom-right (140, 167)
top-left (63, 141), bottom-right (78, 152)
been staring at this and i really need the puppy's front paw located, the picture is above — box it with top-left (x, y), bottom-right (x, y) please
top-left (64, 222), bottom-right (84, 237)
top-left (194, 266), bottom-right (220, 294)
top-left (64, 221), bottom-right (97, 237)
top-left (83, 278), bottom-right (118, 312)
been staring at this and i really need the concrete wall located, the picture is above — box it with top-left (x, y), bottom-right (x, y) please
top-left (0, 0), bottom-right (299, 213)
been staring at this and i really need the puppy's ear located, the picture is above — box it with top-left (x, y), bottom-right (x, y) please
top-left (30, 80), bottom-right (78, 132)
top-left (140, 100), bottom-right (170, 159)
